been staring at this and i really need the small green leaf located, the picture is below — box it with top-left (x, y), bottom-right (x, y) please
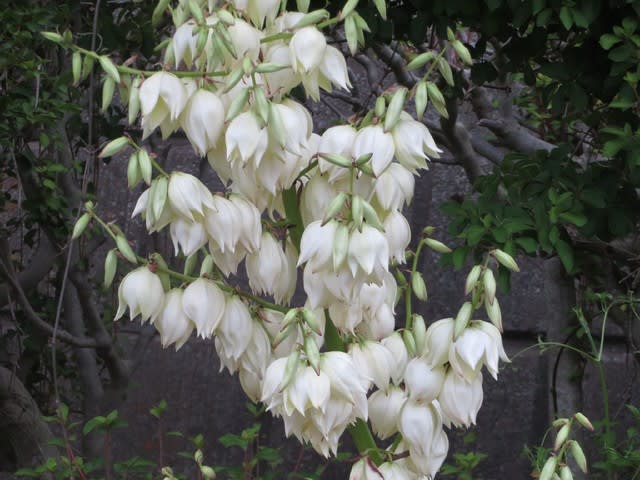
top-left (83, 416), bottom-right (106, 435)
top-left (599, 33), bottom-right (622, 50)
top-left (559, 6), bottom-right (573, 30)
top-left (556, 239), bottom-right (574, 272)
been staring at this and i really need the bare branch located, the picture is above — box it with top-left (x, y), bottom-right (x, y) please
top-left (371, 43), bottom-right (418, 88)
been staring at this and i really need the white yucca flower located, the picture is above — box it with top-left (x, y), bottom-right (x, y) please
top-left (348, 340), bottom-right (395, 391)
top-left (154, 289), bottom-right (194, 350)
top-left (377, 462), bottom-right (417, 480)
top-left (374, 163), bottom-right (415, 212)
top-left (349, 458), bottom-right (384, 480)
top-left (182, 278), bottom-right (226, 338)
top-left (368, 385), bottom-right (407, 440)
top-left (383, 210), bottom-right (411, 263)
top-left (353, 125), bottom-right (395, 176)
top-left (289, 26), bottom-right (327, 74)
top-left (392, 112), bottom-right (442, 173)
top-left (172, 21), bottom-right (197, 68)
top-left (438, 369), bottom-right (483, 427)
top-left (245, 232), bottom-right (294, 303)
top-left (215, 295), bottom-right (254, 372)
top-left (139, 71), bottom-right (189, 139)
top-left (238, 320), bottom-right (273, 402)
top-left (114, 266), bottom-right (165, 323)
top-left (231, 0), bottom-right (279, 27)
top-left (422, 318), bottom-right (454, 365)
top-left (168, 172), bottom-right (215, 222)
top-left (404, 358), bottom-right (445, 403)
top-left (180, 89), bottom-right (225, 157)
top-left (317, 125), bottom-right (357, 183)
top-left (169, 217), bottom-right (208, 257)
top-left (398, 399), bottom-right (445, 470)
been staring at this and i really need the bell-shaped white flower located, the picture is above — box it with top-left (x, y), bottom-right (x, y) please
top-left (392, 113), bottom-right (442, 172)
top-left (300, 173), bottom-right (339, 225)
top-left (319, 45), bottom-right (351, 91)
top-left (398, 399), bottom-right (443, 461)
top-left (290, 26), bottom-right (327, 73)
top-left (168, 172), bottom-right (214, 222)
top-left (182, 278), bottom-right (226, 338)
top-left (353, 125), bottom-right (395, 176)
top-left (172, 21), bottom-right (197, 68)
top-left (347, 224), bottom-right (389, 279)
top-left (180, 89), bottom-right (225, 157)
top-left (368, 385), bottom-right (407, 440)
top-left (245, 232), bottom-right (295, 304)
top-left (422, 318), bottom-right (454, 366)
top-left (227, 18), bottom-right (263, 61)
top-left (205, 196), bottom-right (241, 254)
top-left (381, 332), bottom-right (409, 385)
top-left (114, 266), bottom-right (165, 323)
top-left (404, 358), bottom-right (445, 403)
top-left (349, 457), bottom-right (384, 480)
top-left (438, 369), bottom-right (483, 427)
top-left (317, 125), bottom-right (357, 183)
top-left (139, 72), bottom-right (188, 139)
top-left (449, 320), bottom-right (509, 382)
top-left (384, 210), bottom-right (411, 263)
top-left (169, 217), bottom-right (208, 257)
top-left (374, 163), bottom-right (415, 212)
top-left (225, 111), bottom-right (267, 165)
top-left (298, 220), bottom-right (339, 271)
top-left (154, 289), bottom-right (194, 350)
top-left (232, 0), bottom-right (279, 27)
top-left (377, 462), bottom-right (417, 480)
top-left (406, 428), bottom-right (449, 478)
top-left (132, 184), bottom-right (175, 233)
top-left (238, 320), bottom-right (273, 402)
top-left (215, 295), bottom-right (254, 372)
top-left (348, 340), bottom-right (395, 391)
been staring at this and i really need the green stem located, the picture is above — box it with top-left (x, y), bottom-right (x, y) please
top-left (150, 157), bottom-right (169, 177)
top-left (283, 186), bottom-right (304, 252)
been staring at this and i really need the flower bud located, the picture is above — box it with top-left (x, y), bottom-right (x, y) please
top-left (72, 213), bottom-right (91, 239)
top-left (320, 153), bottom-right (352, 168)
top-left (402, 329), bottom-right (416, 356)
top-left (200, 466), bottom-right (216, 479)
top-left (116, 235), bottom-right (137, 264)
top-left (351, 195), bottom-right (364, 230)
top-left (225, 87), bottom-right (249, 121)
top-left (437, 57), bottom-right (454, 86)
top-left (302, 308), bottom-right (322, 336)
top-left (137, 149), bottom-right (152, 185)
top-left (374, 96), bottom-right (386, 118)
top-left (559, 466), bottom-right (573, 480)
top-left (539, 456), bottom-right (558, 480)
top-left (128, 77), bottom-right (141, 125)
top-left (99, 136), bottom-right (130, 158)
top-left (554, 423), bottom-right (570, 451)
top-left (101, 76), bottom-right (115, 112)
top-left (341, 0), bottom-right (359, 19)
top-left (493, 249), bottom-right (520, 272)
top-left (293, 9), bottom-right (330, 28)
top-left (98, 55), bottom-right (120, 83)
top-left (465, 265), bottom-right (482, 295)
top-left (452, 39), bottom-right (473, 65)
top-left (72, 52), bottom-right (82, 85)
top-left (411, 272), bottom-right (428, 301)
top-left (384, 87), bottom-right (407, 132)
top-left (569, 441), bottom-right (587, 473)
top-left (127, 152), bottom-right (141, 189)
top-left (103, 249), bottom-right (118, 289)
top-left (454, 301), bottom-right (473, 338)
top-left (485, 296), bottom-right (503, 332)
top-left (194, 449), bottom-right (204, 465)
top-left (305, 335), bottom-right (321, 374)
top-left (332, 223), bottom-right (350, 270)
top-left (483, 268), bottom-right (496, 304)
top-left (150, 177), bottom-right (168, 222)
top-left (81, 55), bottom-right (95, 81)
top-left (322, 192), bottom-right (348, 225)
top-left (41, 31), bottom-right (64, 44)
top-left (280, 350), bottom-right (301, 391)
top-left (574, 412), bottom-right (594, 431)
top-left (424, 237), bottom-right (452, 253)
top-left (412, 314), bottom-right (427, 354)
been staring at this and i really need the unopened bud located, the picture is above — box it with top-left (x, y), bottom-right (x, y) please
top-left (253, 87), bottom-right (269, 124)
top-left (384, 87), bottom-right (407, 132)
top-left (332, 223), bottom-right (349, 271)
top-left (115, 235), bottom-right (137, 264)
top-left (302, 309), bottom-right (322, 336)
top-left (454, 302), bottom-right (473, 338)
top-left (98, 55), bottom-right (120, 83)
top-left (41, 31), bottom-right (64, 44)
top-left (217, 8), bottom-right (235, 25)
top-left (279, 350), bottom-right (300, 391)
top-left (200, 466), bottom-right (216, 479)
top-left (194, 449), bottom-right (204, 465)
top-left (255, 62), bottom-right (288, 73)
top-left (152, 0), bottom-right (171, 26)
top-left (268, 103), bottom-right (287, 148)
top-left (411, 272), bottom-right (428, 301)
top-left (225, 87), bottom-right (249, 121)
top-left (72, 213), bottom-right (91, 239)
top-left (293, 9), bottom-right (330, 29)
top-left (127, 152), bottom-right (141, 189)
top-left (485, 296), bottom-right (503, 332)
top-left (493, 249), bottom-right (520, 272)
top-left (138, 149), bottom-right (152, 185)
top-left (374, 96), bottom-right (386, 118)
top-left (151, 177), bottom-right (168, 221)
top-left (320, 153), bottom-right (352, 168)
top-left (351, 195), bottom-right (364, 230)
top-left (362, 201), bottom-right (384, 231)
top-left (452, 39), bottom-right (473, 65)
top-left (183, 253), bottom-right (197, 277)
top-left (539, 456), bottom-right (558, 480)
top-left (200, 255), bottom-right (214, 276)
top-left (101, 76), bottom-right (115, 112)
top-left (340, 0), bottom-right (359, 19)
top-left (574, 412), bottom-right (594, 431)
top-left (99, 137), bottom-right (130, 158)
top-left (103, 249), bottom-right (118, 289)
top-left (569, 441), bottom-right (587, 473)
top-left (128, 77), bottom-right (141, 124)
top-left (424, 238), bottom-right (452, 254)
top-left (559, 466), bottom-right (573, 480)
top-left (483, 268), bottom-right (496, 304)
top-left (407, 51), bottom-right (434, 71)
top-left (415, 80), bottom-right (428, 118)
top-left (554, 423), bottom-right (570, 451)
top-left (465, 265), bottom-right (482, 295)
top-left (552, 418), bottom-right (569, 428)
top-left (412, 314), bottom-right (427, 354)
top-left (305, 335), bottom-right (321, 373)
top-left (402, 329), bottom-right (416, 356)
top-left (323, 192), bottom-right (348, 225)
top-left (72, 52), bottom-right (82, 85)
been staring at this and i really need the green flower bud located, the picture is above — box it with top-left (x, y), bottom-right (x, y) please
top-left (465, 265), bottom-right (482, 295)
top-left (332, 223), bottom-right (350, 271)
top-left (493, 249), bottom-right (520, 272)
top-left (99, 137), bottom-right (130, 158)
top-left (411, 272), bottom-right (428, 301)
top-left (424, 237), bottom-right (452, 253)
top-left (384, 87), bottom-right (407, 132)
top-left (103, 249), bottom-right (118, 289)
top-left (72, 213), bottom-right (91, 240)
top-left (454, 301), bottom-right (473, 338)
top-left (293, 9), bottom-right (330, 29)
top-left (137, 148), bottom-right (153, 185)
top-left (98, 55), bottom-right (120, 83)
top-left (415, 80), bottom-right (428, 119)
top-left (115, 235), bottom-right (137, 264)
top-left (72, 52), bottom-right (82, 85)
top-left (482, 268), bottom-right (496, 304)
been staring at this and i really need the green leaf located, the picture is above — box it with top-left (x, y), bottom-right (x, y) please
top-left (83, 416), bottom-right (106, 435)
top-left (452, 247), bottom-right (467, 270)
top-left (559, 212), bottom-right (588, 227)
top-left (464, 225), bottom-right (486, 246)
top-left (515, 237), bottom-right (538, 253)
top-left (599, 33), bottom-right (622, 50)
top-left (556, 239), bottom-right (574, 272)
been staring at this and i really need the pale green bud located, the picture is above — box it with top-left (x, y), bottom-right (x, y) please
top-left (242, 56), bottom-right (253, 76)
top-left (402, 329), bottom-right (416, 356)
top-left (72, 52), bottom-right (82, 85)
top-left (485, 296), bottom-right (503, 332)
top-left (426, 82), bottom-right (448, 118)
top-left (482, 268), bottom-right (496, 304)
top-left (183, 253), bottom-right (197, 277)
top-left (72, 213), bottom-right (91, 240)
top-left (554, 423), bottom-right (570, 451)
top-left (355, 152), bottom-right (373, 166)
top-left (539, 457), bottom-right (558, 480)
top-left (493, 249), bottom-right (520, 272)
top-left (200, 255), bottom-right (214, 276)
top-left (296, 0), bottom-right (311, 12)
top-left (194, 449), bottom-right (204, 465)
top-left (98, 55), bottom-right (120, 83)
top-left (225, 88), bottom-right (249, 121)
top-left (344, 15), bottom-right (358, 54)
top-left (332, 223), bottom-right (350, 271)
top-left (187, 0), bottom-right (204, 23)
top-left (552, 418), bottom-right (569, 428)
top-left (293, 9), bottom-right (330, 29)
top-left (302, 309), bottom-right (322, 336)
top-left (99, 137), bottom-right (130, 159)
top-left (437, 57), bottom-right (454, 86)
top-left (411, 272), bottom-right (428, 301)
top-left (452, 39), bottom-right (473, 65)
top-left (351, 195), bottom-right (364, 230)
top-left (103, 249), bottom-right (118, 289)
top-left (574, 412), bottom-right (594, 431)
top-left (447, 26), bottom-right (456, 42)
top-left (341, 0), bottom-right (359, 19)
top-left (374, 96), bottom-right (386, 118)
top-left (407, 51), bottom-right (434, 71)
top-left (280, 350), bottom-right (301, 391)
top-left (115, 235), bottom-right (137, 264)
top-left (559, 466), bottom-right (573, 480)
top-left (305, 335), bottom-right (321, 373)
top-left (384, 87), bottom-right (407, 132)
top-left (152, 0), bottom-right (171, 27)
top-left (362, 200), bottom-right (384, 231)
top-left (255, 62), bottom-right (289, 73)
top-left (281, 308), bottom-right (301, 330)
top-left (138, 149), bottom-right (152, 185)
top-left (320, 153), bottom-right (351, 168)
top-left (101, 76), bottom-right (116, 112)
top-left (465, 265), bottom-right (482, 295)
top-left (253, 87), bottom-right (269, 125)
top-left (268, 103), bottom-right (287, 148)
top-left (224, 68), bottom-right (245, 94)
top-left (412, 314), bottom-right (427, 354)
top-left (569, 441), bottom-right (588, 473)
top-left (41, 31), bottom-right (64, 44)
top-left (128, 77), bottom-right (141, 125)
top-left (372, 0), bottom-right (387, 19)
top-left (323, 192), bottom-right (348, 225)
top-left (151, 177), bottom-right (168, 221)
top-left (217, 9), bottom-right (235, 25)
top-left (81, 55), bottom-right (95, 81)
top-left (415, 80), bottom-right (428, 119)
top-left (424, 238), bottom-right (452, 253)
top-left (454, 301), bottom-right (473, 338)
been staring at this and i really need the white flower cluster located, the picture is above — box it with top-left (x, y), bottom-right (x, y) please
top-left (102, 0), bottom-right (514, 477)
